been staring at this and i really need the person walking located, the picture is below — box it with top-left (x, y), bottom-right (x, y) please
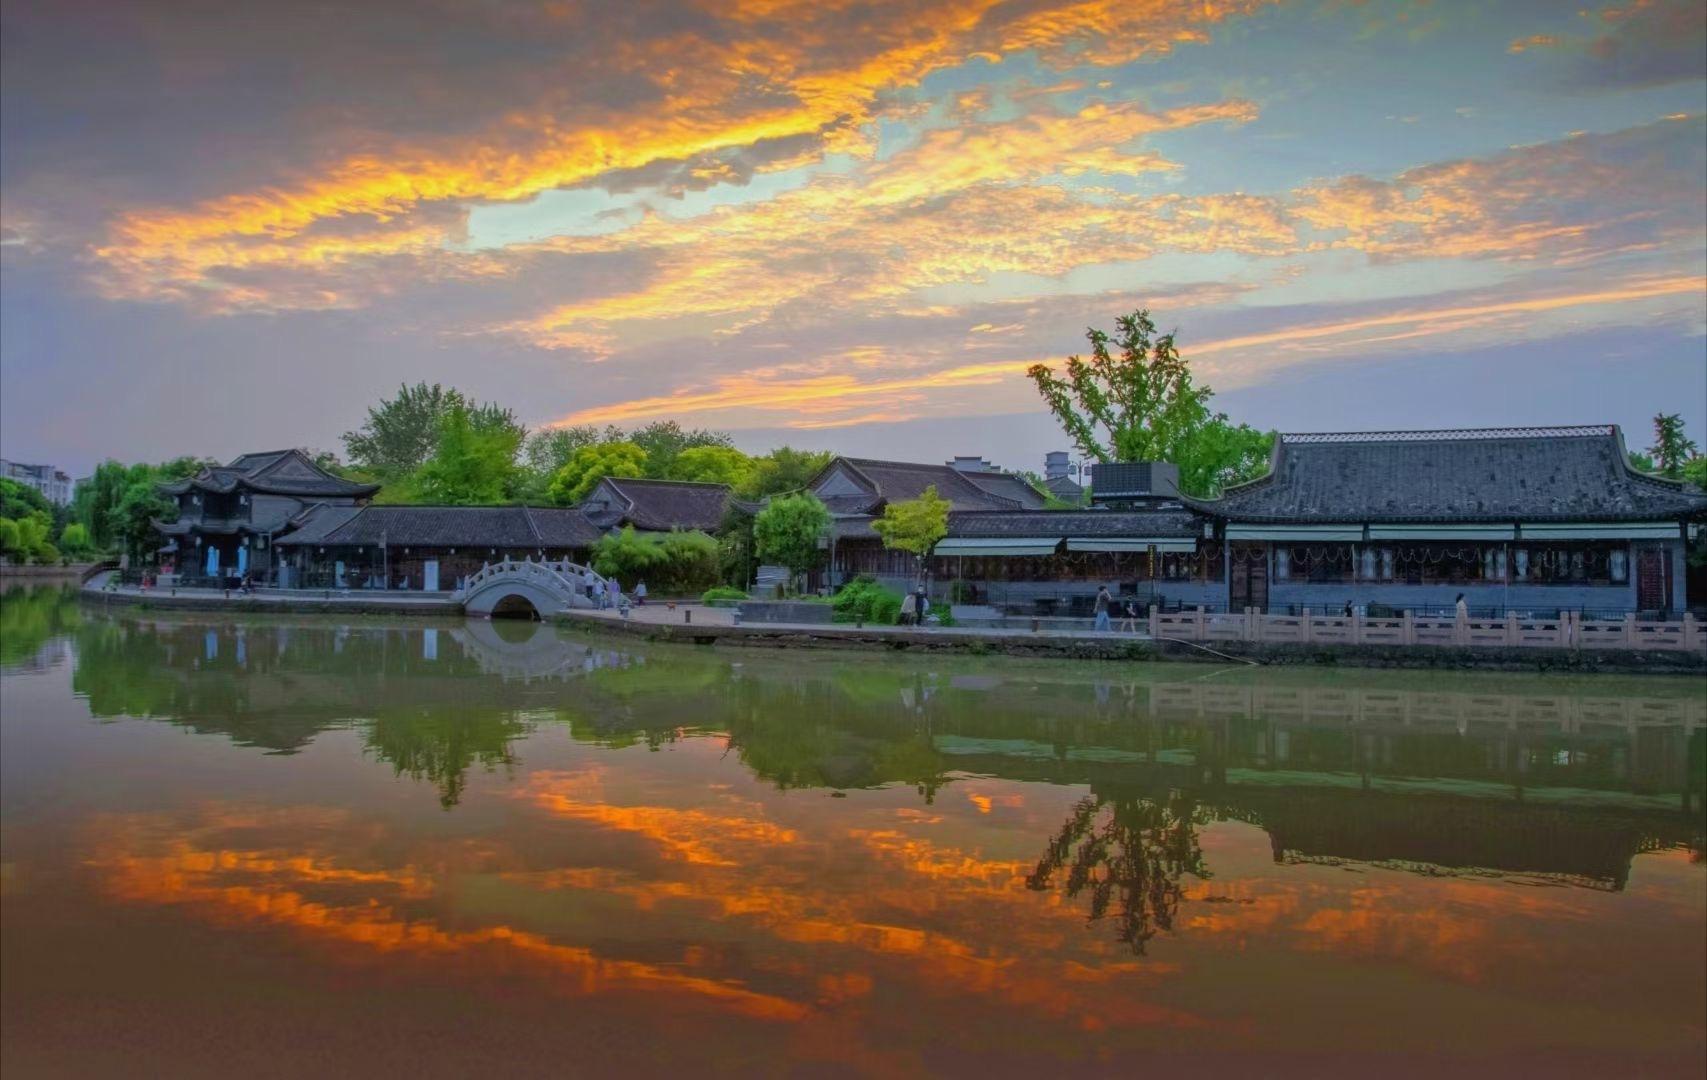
top-left (635, 580), bottom-right (648, 606)
top-left (609, 579), bottom-right (624, 611)
top-left (914, 587), bottom-right (929, 625)
top-left (899, 590), bottom-right (917, 626)
top-left (1094, 585), bottom-right (1113, 632)
top-left (1118, 598), bottom-right (1139, 633)
top-left (1454, 593), bottom-right (1468, 620)
top-left (593, 577), bottom-right (607, 609)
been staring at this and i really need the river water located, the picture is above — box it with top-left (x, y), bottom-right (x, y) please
top-left (2, 583), bottom-right (1703, 1077)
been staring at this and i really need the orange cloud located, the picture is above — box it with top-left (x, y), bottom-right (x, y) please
top-left (87, 0), bottom-right (1272, 308)
top-left (1191, 275), bottom-right (1707, 360)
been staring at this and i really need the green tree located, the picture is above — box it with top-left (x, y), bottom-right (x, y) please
top-left (58, 522), bottom-right (92, 557)
top-left (547, 441), bottom-right (649, 504)
top-left (738, 447), bottom-right (834, 499)
top-left (0, 477), bottom-right (52, 521)
top-left (668, 445), bottom-right (754, 487)
top-left (591, 526), bottom-right (666, 587)
top-left (74, 462), bottom-right (140, 549)
top-left (871, 484), bottom-right (949, 586)
top-left (1645, 414), bottom-right (1701, 479)
top-left (410, 403), bottom-right (524, 504)
top-left (341, 383), bottom-right (522, 477)
top-left (113, 484), bottom-right (174, 564)
top-left (654, 530), bottom-right (722, 593)
top-left (752, 492), bottom-right (829, 590)
top-left (0, 518), bottom-right (20, 559)
top-left (7, 512), bottom-right (58, 564)
top-left (521, 425), bottom-right (604, 485)
top-left (629, 421), bottom-right (733, 478)
top-left (1028, 310), bottom-right (1273, 497)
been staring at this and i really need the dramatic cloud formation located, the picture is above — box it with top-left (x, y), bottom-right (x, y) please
top-left (0, 0), bottom-right (1702, 469)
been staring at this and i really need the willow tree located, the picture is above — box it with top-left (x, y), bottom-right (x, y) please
top-left (1028, 310), bottom-right (1272, 497)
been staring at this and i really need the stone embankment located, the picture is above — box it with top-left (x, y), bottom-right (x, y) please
top-left (556, 609), bottom-right (1707, 675)
top-left (79, 585), bottom-right (461, 617)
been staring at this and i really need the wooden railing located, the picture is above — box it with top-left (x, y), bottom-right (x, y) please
top-left (1148, 607), bottom-right (1705, 652)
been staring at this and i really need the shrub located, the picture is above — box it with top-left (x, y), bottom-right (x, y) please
top-left (655, 530), bottom-right (720, 594)
top-left (869, 591), bottom-right (903, 625)
top-left (58, 522), bottom-right (92, 559)
top-left (592, 526), bottom-right (666, 588)
top-left (832, 576), bottom-right (904, 624)
top-left (701, 586), bottom-right (749, 604)
top-left (593, 527), bottom-right (721, 594)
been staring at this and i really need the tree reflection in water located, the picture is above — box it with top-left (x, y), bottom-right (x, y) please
top-left (1026, 792), bottom-right (1209, 955)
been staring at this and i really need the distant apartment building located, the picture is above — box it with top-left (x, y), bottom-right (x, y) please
top-left (0, 458), bottom-right (74, 505)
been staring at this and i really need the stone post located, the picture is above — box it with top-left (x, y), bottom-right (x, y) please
top-left (1402, 610), bottom-right (1414, 646)
top-left (1683, 612), bottom-right (1699, 651)
top-left (1149, 604), bottom-right (1160, 639)
top-left (1624, 612), bottom-right (1638, 647)
top-left (1505, 611), bottom-right (1519, 647)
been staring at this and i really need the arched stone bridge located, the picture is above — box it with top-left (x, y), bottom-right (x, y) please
top-left (457, 558), bottom-right (609, 618)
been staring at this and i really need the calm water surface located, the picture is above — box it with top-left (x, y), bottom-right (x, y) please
top-left (2, 583), bottom-right (1704, 1078)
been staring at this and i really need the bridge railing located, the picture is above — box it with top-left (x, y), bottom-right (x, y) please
top-left (455, 557), bottom-right (609, 604)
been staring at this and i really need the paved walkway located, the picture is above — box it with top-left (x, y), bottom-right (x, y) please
top-left (82, 576), bottom-right (463, 613)
top-left (567, 602), bottom-right (1167, 643)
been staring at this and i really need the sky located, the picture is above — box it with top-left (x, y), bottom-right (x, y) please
top-left (2, 0), bottom-right (1704, 479)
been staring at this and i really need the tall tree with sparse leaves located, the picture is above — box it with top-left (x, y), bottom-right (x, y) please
top-left (1028, 310), bottom-right (1272, 497)
top-left (1646, 413), bottom-right (1700, 480)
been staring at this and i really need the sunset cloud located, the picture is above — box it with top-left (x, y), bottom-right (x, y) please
top-left (1, 0), bottom-right (1701, 467)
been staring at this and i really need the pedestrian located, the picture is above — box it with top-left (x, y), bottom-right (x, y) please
top-left (1343, 600), bottom-right (1354, 619)
top-left (1094, 585), bottom-right (1113, 632)
top-left (609, 579), bottom-right (623, 610)
top-left (635, 580), bottom-right (648, 606)
top-left (1119, 599), bottom-right (1138, 633)
top-left (915, 586), bottom-right (929, 624)
top-left (899, 590), bottom-right (917, 626)
top-left (593, 577), bottom-right (606, 608)
top-left (1454, 592), bottom-right (1468, 620)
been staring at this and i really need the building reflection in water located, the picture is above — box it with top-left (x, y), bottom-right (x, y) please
top-left (47, 603), bottom-right (1707, 955)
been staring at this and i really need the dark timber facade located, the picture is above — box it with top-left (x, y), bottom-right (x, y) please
top-left (922, 426), bottom-right (1706, 617)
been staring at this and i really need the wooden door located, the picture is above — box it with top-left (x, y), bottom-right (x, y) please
top-left (1636, 547), bottom-right (1668, 612)
top-left (1230, 543), bottom-right (1269, 612)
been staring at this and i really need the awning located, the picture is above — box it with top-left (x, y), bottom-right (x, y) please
top-left (1368, 525), bottom-right (1516, 541)
top-left (935, 537), bottom-right (1061, 556)
top-left (1226, 525), bottom-right (1363, 542)
top-left (1519, 522), bottom-right (1679, 540)
top-left (1066, 537), bottom-right (1197, 553)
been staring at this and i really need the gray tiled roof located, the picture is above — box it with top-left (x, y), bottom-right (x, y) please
top-left (820, 458), bottom-right (1023, 513)
top-left (589, 477), bottom-right (734, 532)
top-left (1190, 426), bottom-right (1707, 523)
top-left (830, 515), bottom-right (879, 540)
top-left (277, 505), bottom-right (602, 548)
top-left (160, 449), bottom-right (379, 499)
top-left (1044, 475), bottom-right (1082, 498)
top-left (962, 471), bottom-right (1048, 509)
top-left (947, 509), bottom-right (1201, 538)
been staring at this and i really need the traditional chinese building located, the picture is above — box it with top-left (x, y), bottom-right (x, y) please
top-left (1189, 425), bottom-right (1706, 616)
top-left (273, 504), bottom-right (605, 590)
top-left (809, 456), bottom-right (1033, 589)
top-left (577, 476), bottom-right (745, 534)
top-left (923, 426), bottom-right (1707, 617)
top-left (155, 450), bottom-right (378, 582)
